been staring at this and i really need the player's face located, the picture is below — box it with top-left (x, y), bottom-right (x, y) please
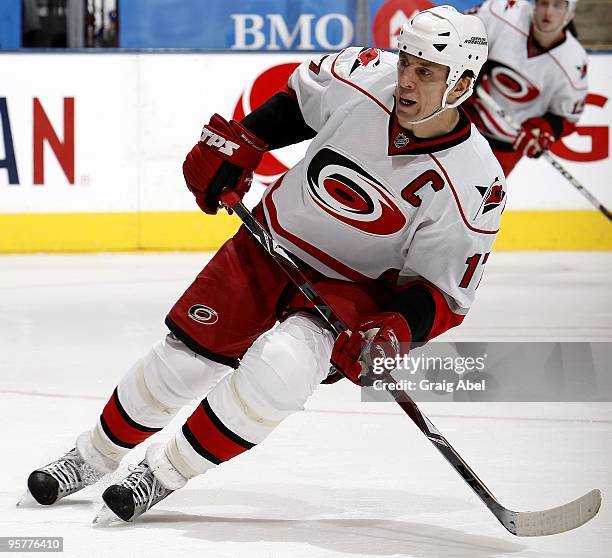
top-left (533, 0), bottom-right (568, 33)
top-left (395, 53), bottom-right (448, 125)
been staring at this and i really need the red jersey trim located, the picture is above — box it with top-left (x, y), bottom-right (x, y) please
top-left (428, 154), bottom-right (500, 235)
top-left (396, 279), bottom-right (465, 340)
top-left (264, 175), bottom-right (372, 282)
top-left (488, 4), bottom-right (587, 92)
top-left (388, 103), bottom-right (473, 155)
top-left (420, 282), bottom-right (465, 340)
top-left (526, 26), bottom-right (566, 59)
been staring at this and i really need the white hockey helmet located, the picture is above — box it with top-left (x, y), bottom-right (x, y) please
top-left (397, 5), bottom-right (488, 109)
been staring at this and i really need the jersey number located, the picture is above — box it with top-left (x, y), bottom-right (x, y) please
top-left (459, 252), bottom-right (490, 289)
top-left (401, 170), bottom-right (445, 207)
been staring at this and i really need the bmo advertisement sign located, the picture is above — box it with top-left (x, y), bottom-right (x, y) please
top-left (121, 0), bottom-right (357, 50)
top-left (119, 0), bottom-right (478, 51)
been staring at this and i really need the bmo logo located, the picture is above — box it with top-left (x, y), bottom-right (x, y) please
top-left (0, 97), bottom-right (75, 186)
top-left (231, 13), bottom-right (353, 50)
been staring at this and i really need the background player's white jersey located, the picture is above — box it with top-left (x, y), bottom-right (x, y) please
top-left (471, 0), bottom-right (588, 143)
top-left (262, 47), bottom-right (506, 314)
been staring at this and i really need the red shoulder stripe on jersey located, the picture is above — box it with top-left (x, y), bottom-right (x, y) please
top-left (488, 3), bottom-right (587, 91)
top-left (428, 154), bottom-right (500, 235)
top-left (330, 50), bottom-right (392, 115)
top-left (264, 175), bottom-right (372, 282)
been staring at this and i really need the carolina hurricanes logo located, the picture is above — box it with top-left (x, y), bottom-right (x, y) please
top-left (188, 305), bottom-right (219, 325)
top-left (233, 63), bottom-right (301, 184)
top-left (504, 0), bottom-right (517, 10)
top-left (487, 63), bottom-right (540, 103)
top-left (349, 48), bottom-right (381, 75)
top-left (577, 62), bottom-right (587, 80)
top-left (306, 147), bottom-right (406, 236)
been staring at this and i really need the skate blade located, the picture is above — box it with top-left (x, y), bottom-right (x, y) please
top-left (16, 489), bottom-right (37, 507)
top-left (92, 504), bottom-right (124, 526)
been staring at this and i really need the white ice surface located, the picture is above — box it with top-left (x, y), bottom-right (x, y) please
top-left (1, 252), bottom-right (610, 558)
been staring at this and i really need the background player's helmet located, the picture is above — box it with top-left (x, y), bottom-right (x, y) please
top-left (397, 5), bottom-right (488, 109)
top-left (563, 0), bottom-right (578, 26)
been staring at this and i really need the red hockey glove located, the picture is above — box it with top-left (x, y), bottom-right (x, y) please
top-left (330, 312), bottom-right (412, 385)
top-left (512, 117), bottom-right (555, 159)
top-left (183, 114), bottom-right (267, 215)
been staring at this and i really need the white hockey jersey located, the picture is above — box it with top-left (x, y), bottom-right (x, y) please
top-left (470, 0), bottom-right (588, 143)
top-left (261, 47), bottom-right (506, 314)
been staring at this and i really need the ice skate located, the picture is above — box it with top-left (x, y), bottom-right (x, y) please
top-left (20, 430), bottom-right (120, 507)
top-left (96, 444), bottom-right (187, 523)
top-left (24, 448), bottom-right (103, 506)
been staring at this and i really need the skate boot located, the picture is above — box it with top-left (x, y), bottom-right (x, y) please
top-left (27, 448), bottom-right (102, 506)
top-left (100, 444), bottom-right (187, 522)
top-left (24, 430), bottom-right (121, 506)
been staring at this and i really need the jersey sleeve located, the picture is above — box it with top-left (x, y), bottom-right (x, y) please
top-left (288, 47), bottom-right (392, 132)
top-left (548, 66), bottom-right (588, 124)
top-left (288, 52), bottom-right (336, 131)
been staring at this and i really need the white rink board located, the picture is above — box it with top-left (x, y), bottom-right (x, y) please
top-left (0, 52), bottom-right (610, 214)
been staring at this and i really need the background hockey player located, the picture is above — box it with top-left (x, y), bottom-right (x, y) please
top-left (24, 6), bottom-right (507, 523)
top-left (463, 0), bottom-right (588, 175)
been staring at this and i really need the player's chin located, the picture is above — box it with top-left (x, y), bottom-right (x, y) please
top-left (395, 100), bottom-right (419, 120)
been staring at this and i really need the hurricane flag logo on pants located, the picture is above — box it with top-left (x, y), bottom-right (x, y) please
top-left (306, 147), bottom-right (406, 235)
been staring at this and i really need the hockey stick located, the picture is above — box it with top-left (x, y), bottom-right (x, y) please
top-left (219, 190), bottom-right (601, 536)
top-left (477, 86), bottom-right (611, 221)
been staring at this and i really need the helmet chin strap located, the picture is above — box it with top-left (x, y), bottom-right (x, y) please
top-left (398, 81), bottom-right (471, 126)
top-left (400, 103), bottom-right (449, 126)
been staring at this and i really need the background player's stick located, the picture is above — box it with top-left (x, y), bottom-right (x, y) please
top-left (477, 87), bottom-right (611, 222)
top-left (219, 189), bottom-right (601, 537)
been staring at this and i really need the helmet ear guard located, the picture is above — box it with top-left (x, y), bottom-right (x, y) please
top-left (397, 5), bottom-right (488, 114)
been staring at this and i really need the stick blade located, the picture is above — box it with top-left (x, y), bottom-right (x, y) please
top-left (514, 489), bottom-right (601, 537)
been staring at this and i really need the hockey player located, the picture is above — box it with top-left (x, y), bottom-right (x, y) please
top-left (25, 6), bottom-right (506, 522)
top-left (463, 0), bottom-right (588, 175)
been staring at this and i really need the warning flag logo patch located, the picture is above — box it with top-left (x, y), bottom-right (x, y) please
top-left (474, 178), bottom-right (506, 219)
top-left (350, 48), bottom-right (382, 75)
